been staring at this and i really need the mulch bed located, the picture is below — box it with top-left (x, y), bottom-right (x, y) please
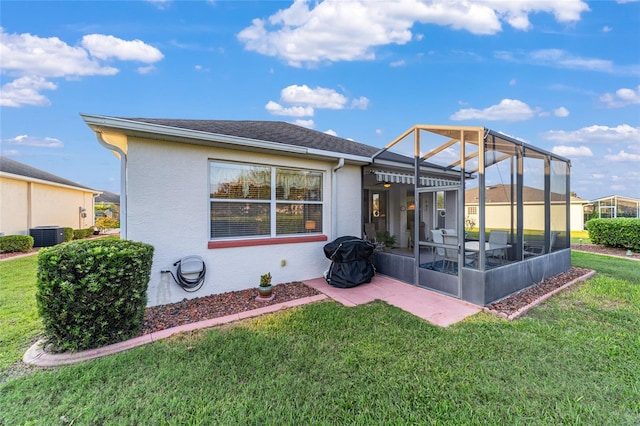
top-left (140, 282), bottom-right (321, 335)
top-left (484, 267), bottom-right (592, 318)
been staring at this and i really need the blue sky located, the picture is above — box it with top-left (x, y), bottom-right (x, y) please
top-left (1, 0), bottom-right (639, 200)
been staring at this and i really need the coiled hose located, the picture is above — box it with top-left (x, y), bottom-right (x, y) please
top-left (167, 255), bottom-right (206, 293)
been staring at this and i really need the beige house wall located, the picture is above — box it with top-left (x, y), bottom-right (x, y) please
top-left (465, 201), bottom-right (584, 233)
top-left (0, 176), bottom-right (96, 236)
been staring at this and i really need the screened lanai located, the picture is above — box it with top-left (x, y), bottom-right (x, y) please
top-left (364, 125), bottom-right (572, 306)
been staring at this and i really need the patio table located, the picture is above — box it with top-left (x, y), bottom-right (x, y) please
top-left (464, 241), bottom-right (511, 265)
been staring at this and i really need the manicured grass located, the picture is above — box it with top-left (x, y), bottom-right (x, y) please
top-left (0, 255), bottom-right (41, 369)
top-left (570, 230), bottom-right (592, 244)
top-left (572, 250), bottom-right (640, 284)
top-left (1, 252), bottom-right (639, 424)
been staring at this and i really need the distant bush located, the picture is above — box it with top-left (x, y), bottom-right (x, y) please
top-left (95, 217), bottom-right (120, 231)
top-left (73, 228), bottom-right (94, 240)
top-left (586, 218), bottom-right (640, 252)
top-left (36, 239), bottom-right (154, 351)
top-left (63, 227), bottom-right (74, 242)
top-left (0, 235), bottom-right (34, 253)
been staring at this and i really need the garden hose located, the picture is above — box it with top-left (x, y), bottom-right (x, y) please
top-left (167, 255), bottom-right (207, 293)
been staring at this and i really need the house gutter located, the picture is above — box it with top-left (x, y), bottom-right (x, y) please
top-left (331, 158), bottom-right (345, 239)
top-left (94, 132), bottom-right (128, 239)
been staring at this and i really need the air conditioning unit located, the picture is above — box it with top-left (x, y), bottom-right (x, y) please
top-left (29, 226), bottom-right (65, 247)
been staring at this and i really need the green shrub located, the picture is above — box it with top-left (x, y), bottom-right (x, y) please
top-left (63, 227), bottom-right (74, 242)
top-left (586, 218), bottom-right (640, 252)
top-left (36, 239), bottom-right (154, 351)
top-left (72, 227), bottom-right (94, 240)
top-left (0, 235), bottom-right (34, 253)
top-left (95, 216), bottom-right (120, 230)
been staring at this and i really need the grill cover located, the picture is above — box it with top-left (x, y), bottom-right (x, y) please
top-left (323, 236), bottom-right (375, 288)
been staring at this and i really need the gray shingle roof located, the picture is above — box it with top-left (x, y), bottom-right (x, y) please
top-left (121, 118), bottom-right (379, 158)
top-left (465, 184), bottom-right (581, 203)
top-left (0, 156), bottom-right (96, 191)
top-left (95, 191), bottom-right (120, 204)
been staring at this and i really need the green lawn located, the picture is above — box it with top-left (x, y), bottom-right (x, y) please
top-left (0, 255), bottom-right (41, 369)
top-left (1, 252), bottom-right (639, 424)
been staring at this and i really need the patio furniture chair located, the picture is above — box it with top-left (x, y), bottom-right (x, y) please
top-left (430, 229), bottom-right (445, 264)
top-left (487, 230), bottom-right (508, 263)
top-left (408, 221), bottom-right (427, 248)
top-left (524, 231), bottom-right (558, 257)
top-left (364, 222), bottom-right (377, 244)
top-left (442, 234), bottom-right (475, 272)
top-left (364, 223), bottom-right (385, 250)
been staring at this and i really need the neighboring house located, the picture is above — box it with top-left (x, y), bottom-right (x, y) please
top-left (82, 116), bottom-right (572, 307)
top-left (95, 190), bottom-right (120, 220)
top-left (585, 195), bottom-right (640, 221)
top-left (0, 156), bottom-right (100, 236)
top-left (464, 184), bottom-right (589, 232)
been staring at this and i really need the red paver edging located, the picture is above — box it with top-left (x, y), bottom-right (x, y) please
top-left (23, 294), bottom-right (327, 367)
top-left (482, 270), bottom-right (596, 321)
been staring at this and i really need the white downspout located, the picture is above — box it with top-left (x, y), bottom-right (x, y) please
top-left (331, 158), bottom-right (345, 239)
top-left (95, 133), bottom-right (127, 239)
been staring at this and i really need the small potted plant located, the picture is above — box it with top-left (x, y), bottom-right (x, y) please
top-left (257, 272), bottom-right (273, 298)
top-left (378, 231), bottom-right (397, 252)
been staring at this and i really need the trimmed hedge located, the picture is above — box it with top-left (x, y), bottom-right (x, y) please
top-left (95, 216), bottom-right (120, 230)
top-left (0, 235), bottom-right (34, 253)
top-left (73, 227), bottom-right (94, 240)
top-left (63, 227), bottom-right (74, 242)
top-left (36, 239), bottom-right (154, 351)
top-left (586, 218), bottom-right (640, 252)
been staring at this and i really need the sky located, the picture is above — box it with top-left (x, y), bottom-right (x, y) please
top-left (1, 0), bottom-right (639, 201)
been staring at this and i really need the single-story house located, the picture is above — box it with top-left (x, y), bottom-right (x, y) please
top-left (464, 184), bottom-right (589, 232)
top-left (0, 156), bottom-right (99, 236)
top-left (82, 115), bottom-right (572, 307)
top-left (95, 190), bottom-right (120, 220)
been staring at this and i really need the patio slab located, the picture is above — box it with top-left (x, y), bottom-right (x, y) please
top-left (304, 274), bottom-right (481, 327)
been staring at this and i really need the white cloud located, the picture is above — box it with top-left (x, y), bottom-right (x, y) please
top-left (551, 145), bottom-right (592, 157)
top-left (376, 129), bottom-right (383, 136)
top-left (137, 65), bottom-right (156, 74)
top-left (2, 134), bottom-right (63, 148)
top-left (1, 28), bottom-right (118, 78)
top-left (265, 84), bottom-right (367, 117)
top-left (280, 85), bottom-right (347, 109)
top-left (509, 78), bottom-right (517, 86)
top-left (0, 76), bottom-right (57, 107)
top-left (324, 129), bottom-right (338, 136)
top-left (2, 149), bottom-right (20, 156)
top-left (390, 60), bottom-right (406, 67)
top-left (604, 150), bottom-right (640, 162)
top-left (265, 101), bottom-right (314, 117)
top-left (543, 124), bottom-right (640, 143)
top-left (450, 99), bottom-right (535, 122)
top-left (554, 106), bottom-right (570, 117)
top-left (0, 28), bottom-right (163, 107)
top-left (293, 119), bottom-right (314, 128)
top-left (600, 85), bottom-right (640, 108)
top-left (238, 0), bottom-right (588, 67)
top-left (351, 96), bottom-right (369, 109)
top-left (602, 26), bottom-right (613, 32)
top-left (81, 34), bottom-right (164, 62)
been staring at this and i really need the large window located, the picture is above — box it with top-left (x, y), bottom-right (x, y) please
top-left (210, 161), bottom-right (323, 239)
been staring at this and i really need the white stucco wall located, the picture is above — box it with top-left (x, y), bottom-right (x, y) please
top-left (125, 138), bottom-right (363, 306)
top-left (0, 176), bottom-right (95, 235)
